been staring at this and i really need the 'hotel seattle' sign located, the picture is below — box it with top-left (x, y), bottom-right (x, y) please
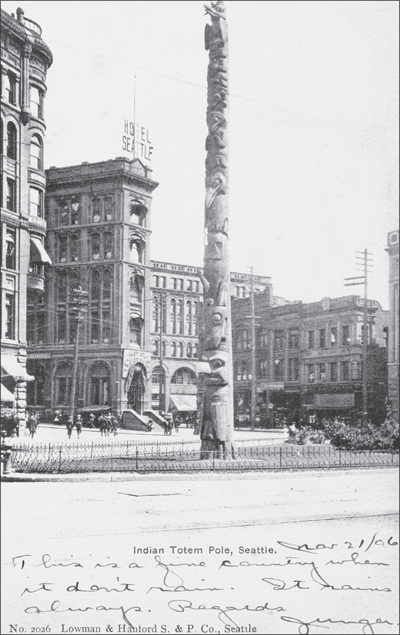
top-left (122, 120), bottom-right (153, 162)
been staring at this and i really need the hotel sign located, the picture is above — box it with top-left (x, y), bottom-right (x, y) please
top-left (122, 120), bottom-right (153, 163)
top-left (122, 349), bottom-right (151, 377)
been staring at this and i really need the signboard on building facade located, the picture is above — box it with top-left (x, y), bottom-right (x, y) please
top-left (258, 382), bottom-right (285, 391)
top-left (122, 349), bottom-right (151, 378)
top-left (122, 120), bottom-right (153, 163)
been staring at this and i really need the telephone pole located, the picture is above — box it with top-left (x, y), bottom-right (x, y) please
top-left (68, 285), bottom-right (89, 422)
top-left (344, 249), bottom-right (373, 424)
top-left (247, 267), bottom-right (260, 431)
top-left (158, 292), bottom-right (165, 414)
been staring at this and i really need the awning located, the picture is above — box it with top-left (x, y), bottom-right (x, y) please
top-left (1, 383), bottom-right (15, 402)
top-left (169, 395), bottom-right (197, 412)
top-left (77, 405), bottom-right (111, 413)
top-left (1, 356), bottom-right (34, 381)
top-left (30, 236), bottom-right (52, 264)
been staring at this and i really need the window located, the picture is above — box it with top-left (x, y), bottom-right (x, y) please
top-left (26, 361), bottom-right (45, 406)
top-left (171, 341), bottom-right (177, 357)
top-left (5, 294), bottom-right (15, 339)
top-left (171, 368), bottom-right (196, 385)
top-left (130, 276), bottom-right (142, 304)
top-left (7, 123), bottom-right (17, 160)
top-left (341, 361), bottom-right (350, 381)
top-left (90, 270), bottom-right (112, 344)
top-left (71, 198), bottom-right (80, 225)
top-left (130, 238), bottom-right (142, 263)
top-left (187, 342), bottom-right (193, 358)
top-left (318, 363), bottom-right (326, 381)
top-left (91, 235), bottom-right (101, 260)
top-left (330, 327), bottom-right (337, 346)
top-left (5, 229), bottom-right (16, 270)
top-left (130, 201), bottom-right (146, 225)
top-left (90, 363), bottom-right (110, 406)
top-left (153, 275), bottom-right (159, 287)
top-left (289, 331), bottom-right (300, 350)
top-left (342, 325), bottom-right (350, 346)
top-left (308, 331), bottom-right (315, 349)
top-left (92, 198), bottom-right (102, 223)
top-left (30, 187), bottom-right (44, 217)
top-left (104, 232), bottom-right (113, 259)
top-left (179, 342), bottom-right (184, 358)
top-left (274, 359), bottom-right (284, 381)
top-left (4, 71), bottom-right (17, 105)
top-left (330, 362), bottom-right (338, 382)
top-left (30, 135), bottom-right (43, 170)
top-left (30, 85), bottom-right (43, 119)
top-left (308, 364), bottom-right (315, 383)
top-left (186, 300), bottom-right (194, 335)
top-left (259, 359), bottom-right (267, 379)
top-left (153, 340), bottom-right (159, 356)
top-left (105, 197), bottom-right (113, 221)
top-left (27, 295), bottom-right (45, 345)
top-left (274, 331), bottom-right (285, 350)
top-left (58, 236), bottom-right (68, 262)
top-left (260, 330), bottom-right (268, 348)
top-left (319, 329), bottom-right (326, 349)
top-left (70, 234), bottom-right (79, 262)
top-left (177, 299), bottom-right (183, 334)
top-left (288, 358), bottom-right (299, 381)
top-left (6, 178), bottom-right (16, 211)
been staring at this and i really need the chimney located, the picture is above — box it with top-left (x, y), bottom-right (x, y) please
top-left (16, 7), bottom-right (25, 23)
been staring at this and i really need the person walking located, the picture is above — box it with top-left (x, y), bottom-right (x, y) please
top-left (27, 413), bottom-right (37, 439)
top-left (66, 417), bottom-right (73, 439)
top-left (75, 414), bottom-right (82, 439)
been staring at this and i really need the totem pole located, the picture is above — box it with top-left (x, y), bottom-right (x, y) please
top-left (197, 0), bottom-right (235, 459)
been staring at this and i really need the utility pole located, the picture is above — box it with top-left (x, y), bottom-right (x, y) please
top-left (69, 285), bottom-right (89, 423)
top-left (247, 267), bottom-right (260, 431)
top-left (344, 248), bottom-right (373, 425)
top-left (158, 292), bottom-right (165, 414)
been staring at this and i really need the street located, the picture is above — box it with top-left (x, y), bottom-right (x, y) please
top-left (1, 467), bottom-right (398, 635)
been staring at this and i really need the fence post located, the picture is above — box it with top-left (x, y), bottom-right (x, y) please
top-left (58, 448), bottom-right (62, 473)
top-left (339, 449), bottom-right (342, 468)
top-left (135, 446), bottom-right (139, 471)
top-left (212, 450), bottom-right (215, 471)
top-left (280, 446), bottom-right (282, 470)
top-left (91, 442), bottom-right (94, 459)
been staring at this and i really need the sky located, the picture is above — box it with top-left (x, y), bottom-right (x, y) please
top-left (3, 0), bottom-right (398, 308)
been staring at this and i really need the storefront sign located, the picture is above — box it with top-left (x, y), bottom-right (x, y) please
top-left (122, 120), bottom-right (153, 162)
top-left (122, 349), bottom-right (151, 377)
top-left (315, 393), bottom-right (355, 408)
top-left (28, 353), bottom-right (51, 359)
top-left (258, 382), bottom-right (285, 391)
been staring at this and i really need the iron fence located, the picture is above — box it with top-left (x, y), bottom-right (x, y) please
top-left (8, 440), bottom-right (399, 474)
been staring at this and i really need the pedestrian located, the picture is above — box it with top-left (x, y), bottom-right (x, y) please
top-left (98, 414), bottom-right (106, 436)
top-left (111, 415), bottom-right (118, 436)
top-left (54, 409), bottom-right (61, 424)
top-left (27, 412), bottom-right (37, 439)
top-left (66, 417), bottom-right (73, 439)
top-left (88, 412), bottom-right (96, 428)
top-left (75, 414), bottom-right (82, 439)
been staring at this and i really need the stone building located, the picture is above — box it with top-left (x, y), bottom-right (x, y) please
top-left (1, 7), bottom-right (52, 426)
top-left (232, 293), bottom-right (389, 425)
top-left (26, 158), bottom-right (158, 418)
top-left (143, 262), bottom-right (273, 417)
top-left (386, 229), bottom-right (399, 420)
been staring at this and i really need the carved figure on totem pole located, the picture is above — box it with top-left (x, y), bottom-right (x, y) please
top-left (198, 1), bottom-right (235, 459)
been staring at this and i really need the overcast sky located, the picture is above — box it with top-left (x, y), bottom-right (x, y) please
top-left (3, 0), bottom-right (398, 308)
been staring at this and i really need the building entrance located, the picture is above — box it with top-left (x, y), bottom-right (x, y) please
top-left (126, 363), bottom-right (146, 414)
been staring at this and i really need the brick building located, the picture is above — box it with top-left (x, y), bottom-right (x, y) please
top-left (1, 7), bottom-right (52, 426)
top-left (232, 293), bottom-right (389, 425)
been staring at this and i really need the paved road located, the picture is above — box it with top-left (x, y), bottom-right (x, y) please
top-left (2, 468), bottom-right (398, 635)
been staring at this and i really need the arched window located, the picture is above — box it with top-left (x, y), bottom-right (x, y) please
top-left (55, 361), bottom-right (73, 405)
top-left (30, 134), bottom-right (43, 170)
top-left (89, 362), bottom-right (110, 406)
top-left (153, 339), bottom-right (159, 356)
top-left (179, 342), bottom-right (184, 358)
top-left (186, 300), bottom-right (193, 335)
top-left (162, 340), bottom-right (166, 357)
top-left (130, 276), bottom-right (142, 304)
top-left (171, 368), bottom-right (197, 385)
top-left (7, 122), bottom-right (17, 160)
top-left (187, 342), bottom-right (193, 358)
top-left (130, 239), bottom-right (140, 262)
top-left (103, 270), bottom-right (112, 300)
top-left (177, 299), bottom-right (183, 334)
top-left (171, 299), bottom-right (177, 334)
top-left (30, 85), bottom-right (43, 119)
top-left (130, 201), bottom-right (146, 225)
top-left (171, 341), bottom-right (177, 357)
